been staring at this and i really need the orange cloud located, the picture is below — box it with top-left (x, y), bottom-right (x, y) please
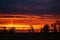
top-left (0, 14), bottom-right (60, 32)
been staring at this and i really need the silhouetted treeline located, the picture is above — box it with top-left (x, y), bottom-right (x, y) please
top-left (40, 20), bottom-right (60, 33)
top-left (0, 20), bottom-right (60, 33)
top-left (42, 24), bottom-right (50, 33)
top-left (0, 27), bottom-right (15, 34)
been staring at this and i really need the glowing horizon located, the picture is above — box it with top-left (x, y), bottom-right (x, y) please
top-left (0, 14), bottom-right (60, 32)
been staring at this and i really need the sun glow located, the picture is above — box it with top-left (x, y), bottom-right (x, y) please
top-left (0, 14), bottom-right (60, 32)
top-left (0, 24), bottom-right (30, 27)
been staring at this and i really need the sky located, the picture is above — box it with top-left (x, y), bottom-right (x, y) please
top-left (0, 0), bottom-right (60, 15)
top-left (0, 0), bottom-right (60, 32)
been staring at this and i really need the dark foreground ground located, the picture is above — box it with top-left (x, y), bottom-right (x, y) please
top-left (0, 32), bottom-right (60, 40)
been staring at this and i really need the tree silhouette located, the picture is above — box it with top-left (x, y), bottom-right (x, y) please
top-left (58, 27), bottom-right (60, 32)
top-left (56, 20), bottom-right (60, 32)
top-left (43, 24), bottom-right (50, 33)
top-left (27, 29), bottom-right (32, 33)
top-left (40, 28), bottom-right (44, 33)
top-left (30, 25), bottom-right (34, 33)
top-left (3, 27), bottom-right (7, 33)
top-left (0, 27), bottom-right (7, 33)
top-left (9, 27), bottom-right (15, 33)
top-left (52, 23), bottom-right (57, 32)
top-left (56, 20), bottom-right (60, 25)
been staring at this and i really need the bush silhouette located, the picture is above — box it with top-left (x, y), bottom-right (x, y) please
top-left (0, 27), bottom-right (7, 33)
top-left (9, 27), bottom-right (15, 33)
top-left (30, 25), bottom-right (34, 33)
top-left (43, 24), bottom-right (50, 33)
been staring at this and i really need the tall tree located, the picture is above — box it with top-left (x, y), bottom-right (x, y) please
top-left (43, 24), bottom-right (50, 33)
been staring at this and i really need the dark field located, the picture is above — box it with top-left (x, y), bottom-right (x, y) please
top-left (0, 33), bottom-right (60, 40)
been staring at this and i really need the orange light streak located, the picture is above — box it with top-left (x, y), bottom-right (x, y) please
top-left (0, 14), bottom-right (60, 32)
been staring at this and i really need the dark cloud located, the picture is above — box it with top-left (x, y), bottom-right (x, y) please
top-left (0, 0), bottom-right (60, 15)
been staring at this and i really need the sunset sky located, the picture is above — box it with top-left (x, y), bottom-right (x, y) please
top-left (0, 14), bottom-right (60, 32)
top-left (0, 0), bottom-right (60, 15)
top-left (0, 0), bottom-right (60, 32)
